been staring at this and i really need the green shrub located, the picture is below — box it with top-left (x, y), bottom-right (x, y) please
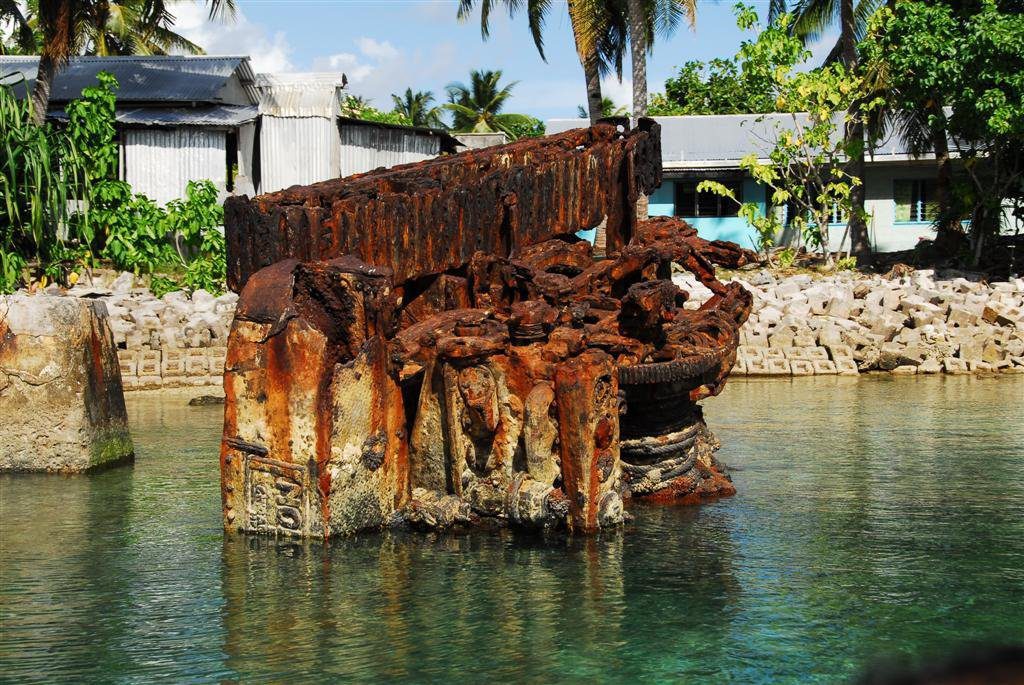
top-left (0, 72), bottom-right (227, 294)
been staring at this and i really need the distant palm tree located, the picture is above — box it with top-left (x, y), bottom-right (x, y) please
top-left (576, 97), bottom-right (628, 119)
top-left (457, 0), bottom-right (627, 125)
top-left (391, 88), bottom-right (446, 128)
top-left (444, 69), bottom-right (533, 136)
top-left (571, 0), bottom-right (696, 119)
top-left (9, 0), bottom-right (235, 124)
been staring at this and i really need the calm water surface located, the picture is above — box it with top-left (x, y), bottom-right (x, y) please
top-left (1, 376), bottom-right (1023, 683)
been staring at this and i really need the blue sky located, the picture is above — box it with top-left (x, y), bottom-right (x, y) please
top-left (175, 0), bottom-right (834, 122)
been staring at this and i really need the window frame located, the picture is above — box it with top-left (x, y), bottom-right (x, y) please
top-left (893, 178), bottom-right (937, 225)
top-left (673, 179), bottom-right (743, 218)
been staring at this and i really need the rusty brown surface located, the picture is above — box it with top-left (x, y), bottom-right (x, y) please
top-left (224, 120), bottom-right (662, 293)
top-left (221, 124), bottom-right (754, 538)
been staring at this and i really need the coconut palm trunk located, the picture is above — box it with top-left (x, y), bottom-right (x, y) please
top-left (567, 0), bottom-right (605, 125)
top-left (930, 113), bottom-right (962, 255)
top-left (627, 0), bottom-right (648, 220)
top-left (31, 0), bottom-right (76, 125)
top-left (840, 0), bottom-right (871, 262)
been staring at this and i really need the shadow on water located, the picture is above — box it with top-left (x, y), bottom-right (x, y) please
top-left (0, 377), bottom-right (1022, 683)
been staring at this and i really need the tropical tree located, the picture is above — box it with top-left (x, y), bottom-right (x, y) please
top-left (0, 0), bottom-right (35, 53)
top-left (457, 0), bottom-right (627, 124)
top-left (445, 69), bottom-right (534, 137)
top-left (770, 0), bottom-right (885, 261)
top-left (577, 96), bottom-right (628, 119)
top-left (570, 0), bottom-right (696, 120)
top-left (862, 0), bottom-right (1024, 263)
top-left (4, 0), bottom-right (235, 124)
top-left (390, 88), bottom-right (446, 128)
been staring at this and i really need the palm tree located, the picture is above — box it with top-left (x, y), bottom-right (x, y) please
top-left (577, 96), bottom-right (628, 119)
top-left (76, 0), bottom-right (204, 56)
top-left (13, 0), bottom-right (235, 124)
top-left (571, 0), bottom-right (696, 119)
top-left (457, 0), bottom-right (627, 125)
top-left (0, 0), bottom-right (35, 54)
top-left (391, 88), bottom-right (446, 128)
top-left (444, 69), bottom-right (534, 137)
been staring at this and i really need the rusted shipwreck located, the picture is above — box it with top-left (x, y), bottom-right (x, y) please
top-left (220, 120), bottom-right (754, 538)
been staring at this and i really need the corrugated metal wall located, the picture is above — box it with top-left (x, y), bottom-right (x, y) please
top-left (122, 128), bottom-right (226, 205)
top-left (340, 125), bottom-right (440, 177)
top-left (259, 115), bottom-right (340, 193)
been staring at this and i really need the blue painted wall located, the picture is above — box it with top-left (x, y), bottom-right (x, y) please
top-left (649, 178), bottom-right (766, 251)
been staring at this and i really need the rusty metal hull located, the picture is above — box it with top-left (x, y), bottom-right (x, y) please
top-left (220, 123), bottom-right (752, 538)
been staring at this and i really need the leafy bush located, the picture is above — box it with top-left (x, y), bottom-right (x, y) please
top-left (0, 72), bottom-right (227, 294)
top-left (504, 116), bottom-right (545, 140)
top-left (0, 74), bottom-right (89, 292)
top-left (835, 256), bottom-right (858, 271)
top-left (341, 95), bottom-right (412, 126)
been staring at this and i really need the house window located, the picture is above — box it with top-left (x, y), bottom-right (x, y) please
top-left (894, 179), bottom-right (936, 223)
top-left (674, 180), bottom-right (741, 218)
top-left (828, 202), bottom-right (847, 224)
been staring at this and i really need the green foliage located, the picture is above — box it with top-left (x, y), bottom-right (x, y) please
top-left (91, 180), bottom-right (173, 273)
top-left (341, 95), bottom-right (412, 126)
top-left (650, 4), bottom-right (809, 116)
top-left (503, 116), bottom-right (545, 139)
top-left (445, 69), bottom-right (535, 137)
top-left (0, 73), bottom-right (89, 292)
top-left (390, 88), bottom-right (446, 128)
top-left (166, 180), bottom-right (226, 294)
top-left (776, 247), bottom-right (796, 268)
top-left (862, 1), bottom-right (1024, 248)
top-left (696, 7), bottom-right (865, 262)
top-left (95, 179), bottom-right (226, 293)
top-left (577, 97), bottom-right (628, 119)
top-left (0, 71), bottom-right (226, 294)
top-left (835, 255), bottom-right (858, 271)
top-left (64, 71), bottom-right (119, 183)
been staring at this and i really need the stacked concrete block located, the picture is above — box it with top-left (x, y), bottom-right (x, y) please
top-left (721, 269), bottom-right (1024, 378)
top-left (63, 272), bottom-right (238, 390)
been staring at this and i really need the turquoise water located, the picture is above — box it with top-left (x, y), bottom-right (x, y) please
top-left (1, 376), bottom-right (1022, 683)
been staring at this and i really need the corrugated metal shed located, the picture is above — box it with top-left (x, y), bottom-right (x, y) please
top-left (338, 117), bottom-right (460, 177)
top-left (122, 129), bottom-right (226, 205)
top-left (339, 121), bottom-right (441, 176)
top-left (260, 115), bottom-right (341, 192)
top-left (255, 72), bottom-right (346, 193)
top-left (0, 55), bottom-right (258, 104)
top-left (256, 73), bottom-right (345, 117)
top-left (50, 104), bottom-right (258, 127)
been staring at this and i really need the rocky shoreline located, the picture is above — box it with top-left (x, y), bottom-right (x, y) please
top-left (676, 268), bottom-right (1024, 377)
top-left (62, 271), bottom-right (236, 390)
top-left (11, 267), bottom-right (1022, 393)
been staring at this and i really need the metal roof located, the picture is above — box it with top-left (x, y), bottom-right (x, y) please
top-left (49, 104), bottom-right (258, 128)
top-left (546, 114), bottom-right (947, 168)
top-left (256, 72), bottom-right (346, 118)
top-left (337, 116), bottom-right (461, 152)
top-left (0, 55), bottom-right (258, 105)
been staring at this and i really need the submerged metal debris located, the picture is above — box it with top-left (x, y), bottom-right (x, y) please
top-left (220, 121), bottom-right (753, 538)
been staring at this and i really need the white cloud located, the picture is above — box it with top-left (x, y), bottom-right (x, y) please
top-left (355, 37), bottom-right (399, 61)
top-left (172, 1), bottom-right (295, 73)
top-left (601, 77), bottom-right (633, 112)
top-left (312, 37), bottom-right (457, 108)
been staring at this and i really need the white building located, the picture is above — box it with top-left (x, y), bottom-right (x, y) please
top-left (1, 55), bottom-right (459, 202)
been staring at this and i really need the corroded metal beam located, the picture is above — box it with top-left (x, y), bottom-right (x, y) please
top-left (220, 123), bottom-right (754, 539)
top-left (224, 120), bottom-right (662, 292)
